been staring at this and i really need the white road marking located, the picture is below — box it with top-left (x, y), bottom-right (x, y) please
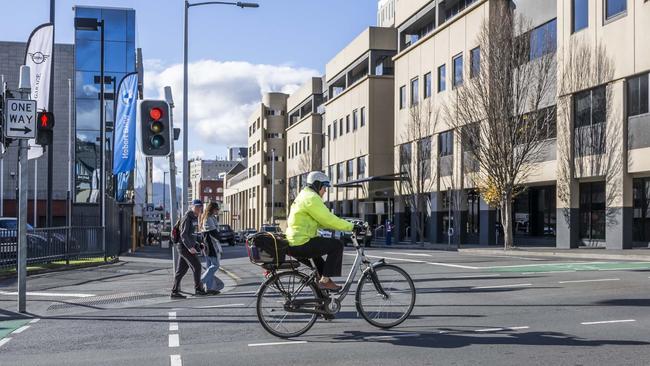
top-left (473, 283), bottom-right (532, 289)
top-left (169, 323), bottom-right (178, 331)
top-left (248, 341), bottom-right (308, 347)
top-left (559, 278), bottom-right (620, 284)
top-left (483, 261), bottom-right (611, 269)
top-left (384, 251), bottom-right (432, 257)
top-left (365, 333), bottom-right (421, 340)
top-left (346, 253), bottom-right (479, 270)
top-left (12, 325), bottom-right (30, 334)
top-left (168, 312), bottom-right (177, 320)
top-left (0, 291), bottom-right (94, 298)
top-left (0, 337), bottom-right (11, 347)
top-left (195, 303), bottom-right (245, 309)
top-left (522, 271), bottom-right (576, 275)
top-left (29, 318), bottom-right (40, 324)
top-left (452, 274), bottom-right (502, 278)
top-left (170, 354), bottom-right (182, 366)
top-left (226, 291), bottom-right (257, 296)
top-left (169, 334), bottom-right (180, 347)
top-left (581, 319), bottom-right (636, 325)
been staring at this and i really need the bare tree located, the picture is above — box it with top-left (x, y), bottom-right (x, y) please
top-left (445, 5), bottom-right (556, 249)
top-left (557, 40), bottom-right (621, 237)
top-left (397, 98), bottom-right (439, 244)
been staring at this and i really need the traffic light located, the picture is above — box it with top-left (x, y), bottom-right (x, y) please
top-left (36, 111), bottom-right (54, 146)
top-left (140, 100), bottom-right (171, 156)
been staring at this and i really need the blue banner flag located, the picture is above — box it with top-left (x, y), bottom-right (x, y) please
top-left (113, 72), bottom-right (138, 174)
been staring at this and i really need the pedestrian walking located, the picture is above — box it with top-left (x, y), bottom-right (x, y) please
top-left (171, 199), bottom-right (208, 299)
top-left (200, 202), bottom-right (223, 295)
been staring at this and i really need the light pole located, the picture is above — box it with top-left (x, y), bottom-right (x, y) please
top-left (271, 148), bottom-right (275, 225)
top-left (162, 171), bottom-right (167, 222)
top-left (182, 1), bottom-right (259, 215)
top-left (75, 17), bottom-right (106, 259)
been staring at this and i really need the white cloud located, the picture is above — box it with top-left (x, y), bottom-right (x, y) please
top-left (143, 59), bottom-right (319, 170)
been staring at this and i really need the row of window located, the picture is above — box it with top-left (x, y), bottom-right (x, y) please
top-left (327, 156), bottom-right (367, 184)
top-left (572, 0), bottom-right (630, 34)
top-left (248, 140), bottom-right (260, 156)
top-left (288, 136), bottom-right (311, 159)
top-left (248, 117), bottom-right (261, 137)
top-left (248, 162), bottom-right (261, 177)
top-left (327, 107), bottom-right (366, 140)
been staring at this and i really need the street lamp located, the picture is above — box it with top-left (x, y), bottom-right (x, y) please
top-left (74, 17), bottom-right (106, 259)
top-left (182, 1), bottom-right (259, 214)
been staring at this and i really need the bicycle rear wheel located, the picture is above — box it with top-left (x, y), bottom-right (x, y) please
top-left (256, 271), bottom-right (319, 338)
top-left (355, 264), bottom-right (415, 328)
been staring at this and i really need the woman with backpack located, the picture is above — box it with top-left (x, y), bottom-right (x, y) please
top-left (200, 202), bottom-right (223, 295)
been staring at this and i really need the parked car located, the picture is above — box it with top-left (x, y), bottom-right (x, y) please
top-left (0, 217), bottom-right (67, 262)
top-left (215, 224), bottom-right (236, 246)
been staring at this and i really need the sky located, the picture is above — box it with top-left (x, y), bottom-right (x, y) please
top-left (0, 0), bottom-right (378, 183)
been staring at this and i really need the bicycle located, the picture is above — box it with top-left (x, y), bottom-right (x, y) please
top-left (255, 226), bottom-right (416, 338)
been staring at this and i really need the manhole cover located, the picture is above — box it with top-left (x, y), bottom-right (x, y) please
top-left (47, 292), bottom-right (166, 311)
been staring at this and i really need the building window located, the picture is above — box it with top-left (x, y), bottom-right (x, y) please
top-left (633, 178), bottom-right (650, 242)
top-left (424, 72), bottom-right (432, 98)
top-left (627, 73), bottom-right (649, 117)
top-left (399, 143), bottom-right (412, 173)
top-left (353, 109), bottom-right (358, 131)
top-left (529, 19), bottom-right (557, 60)
top-left (339, 118), bottom-right (343, 136)
top-left (438, 64), bottom-right (446, 92)
top-left (346, 115), bottom-right (350, 133)
top-left (418, 137), bottom-right (432, 179)
top-left (346, 160), bottom-right (354, 180)
top-left (328, 165), bottom-right (334, 183)
top-left (605, 0), bottom-right (626, 20)
top-left (572, 0), bottom-right (589, 33)
top-left (452, 54), bottom-right (463, 88)
top-left (357, 156), bottom-right (366, 178)
top-left (399, 85), bottom-right (406, 109)
top-left (470, 47), bottom-right (480, 78)
top-left (328, 124), bottom-right (332, 140)
top-left (439, 130), bottom-right (453, 156)
top-left (333, 121), bottom-right (338, 139)
top-left (360, 107), bottom-right (366, 127)
top-left (574, 86), bottom-right (606, 156)
top-left (579, 182), bottom-right (606, 240)
top-left (337, 162), bottom-right (345, 182)
top-left (411, 77), bottom-right (419, 106)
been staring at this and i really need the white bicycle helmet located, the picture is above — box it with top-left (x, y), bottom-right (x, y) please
top-left (306, 171), bottom-right (331, 188)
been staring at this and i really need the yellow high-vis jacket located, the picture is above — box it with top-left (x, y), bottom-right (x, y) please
top-left (286, 187), bottom-right (354, 246)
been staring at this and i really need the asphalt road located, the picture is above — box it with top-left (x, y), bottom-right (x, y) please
top-left (1, 245), bottom-right (650, 366)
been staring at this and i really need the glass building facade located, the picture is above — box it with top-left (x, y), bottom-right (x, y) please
top-left (74, 6), bottom-right (136, 203)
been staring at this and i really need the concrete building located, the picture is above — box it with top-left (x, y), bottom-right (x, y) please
top-left (223, 93), bottom-right (288, 231)
top-left (378, 0), bottom-right (396, 27)
top-left (188, 158), bottom-right (238, 202)
top-left (323, 26), bottom-right (397, 227)
top-left (227, 147), bottom-right (247, 161)
top-left (391, 0), bottom-right (650, 250)
top-left (286, 77), bottom-right (325, 206)
top-left (0, 41), bottom-right (74, 226)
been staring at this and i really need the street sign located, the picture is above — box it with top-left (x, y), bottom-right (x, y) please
top-left (4, 99), bottom-right (37, 139)
top-left (142, 204), bottom-right (162, 222)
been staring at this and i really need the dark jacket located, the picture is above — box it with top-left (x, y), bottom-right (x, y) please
top-left (180, 209), bottom-right (200, 251)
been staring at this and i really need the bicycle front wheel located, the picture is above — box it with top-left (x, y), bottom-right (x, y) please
top-left (355, 264), bottom-right (416, 328)
top-left (256, 271), bottom-right (319, 338)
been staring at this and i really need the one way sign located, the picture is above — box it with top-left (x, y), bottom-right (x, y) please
top-left (4, 99), bottom-right (37, 139)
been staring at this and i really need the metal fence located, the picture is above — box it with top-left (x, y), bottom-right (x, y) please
top-left (0, 226), bottom-right (108, 271)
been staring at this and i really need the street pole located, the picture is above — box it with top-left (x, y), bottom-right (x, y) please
top-left (99, 20), bottom-right (106, 261)
top-left (17, 65), bottom-right (31, 313)
top-left (271, 148), bottom-right (275, 224)
top-left (46, 0), bottom-right (55, 228)
top-left (33, 160), bottom-right (37, 227)
top-left (182, 0), bottom-right (189, 215)
top-left (163, 171), bottom-right (167, 222)
top-left (165, 86), bottom-right (178, 276)
top-left (1, 74), bottom-right (5, 217)
top-left (67, 78), bottom-right (72, 227)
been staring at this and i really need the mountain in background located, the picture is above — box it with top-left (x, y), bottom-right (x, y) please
top-left (135, 182), bottom-right (183, 211)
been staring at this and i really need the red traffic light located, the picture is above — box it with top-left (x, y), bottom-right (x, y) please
top-left (37, 112), bottom-right (55, 130)
top-left (149, 107), bottom-right (163, 121)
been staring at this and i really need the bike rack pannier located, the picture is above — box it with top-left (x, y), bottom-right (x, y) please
top-left (246, 232), bottom-right (289, 266)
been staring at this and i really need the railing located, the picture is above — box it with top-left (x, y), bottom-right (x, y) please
top-left (374, 225), bottom-right (386, 239)
top-left (0, 226), bottom-right (106, 271)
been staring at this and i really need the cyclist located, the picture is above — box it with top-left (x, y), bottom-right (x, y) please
top-left (286, 171), bottom-right (355, 291)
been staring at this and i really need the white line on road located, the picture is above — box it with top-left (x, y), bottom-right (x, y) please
top-left (168, 312), bottom-right (177, 320)
top-left (169, 323), bottom-right (178, 331)
top-left (581, 319), bottom-right (636, 325)
top-left (558, 278), bottom-right (620, 284)
top-left (365, 333), bottom-right (421, 340)
top-left (0, 291), bottom-right (95, 298)
top-left (12, 325), bottom-right (30, 334)
top-left (0, 337), bottom-right (11, 348)
top-left (195, 303), bottom-right (245, 309)
top-left (248, 341), bottom-right (308, 347)
top-left (473, 283), bottom-right (532, 289)
top-left (475, 326), bottom-right (530, 332)
top-left (170, 354), bottom-right (182, 366)
top-left (452, 274), bottom-right (502, 278)
top-left (29, 318), bottom-right (40, 324)
top-left (169, 334), bottom-right (180, 347)
top-left (384, 252), bottom-right (432, 257)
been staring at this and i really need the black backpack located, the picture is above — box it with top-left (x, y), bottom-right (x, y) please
top-left (171, 218), bottom-right (182, 244)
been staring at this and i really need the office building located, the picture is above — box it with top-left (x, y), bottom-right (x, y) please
top-left (227, 147), bottom-right (247, 161)
top-left (188, 158), bottom-right (237, 202)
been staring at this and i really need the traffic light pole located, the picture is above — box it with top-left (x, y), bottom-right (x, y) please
top-left (17, 66), bottom-right (31, 313)
top-left (46, 0), bottom-right (55, 228)
top-left (165, 86), bottom-right (179, 276)
top-left (99, 20), bottom-right (106, 261)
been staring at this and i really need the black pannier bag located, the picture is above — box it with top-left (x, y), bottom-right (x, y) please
top-left (246, 232), bottom-right (289, 266)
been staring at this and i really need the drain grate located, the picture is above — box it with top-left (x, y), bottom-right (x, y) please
top-left (47, 292), bottom-right (167, 311)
